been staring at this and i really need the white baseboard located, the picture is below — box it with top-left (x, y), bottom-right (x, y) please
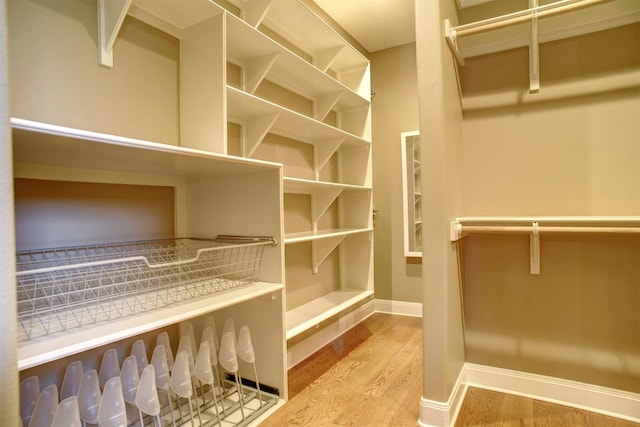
top-left (463, 363), bottom-right (640, 423)
top-left (418, 367), bottom-right (467, 427)
top-left (286, 299), bottom-right (421, 369)
top-left (375, 299), bottom-right (423, 317)
top-left (418, 363), bottom-right (640, 426)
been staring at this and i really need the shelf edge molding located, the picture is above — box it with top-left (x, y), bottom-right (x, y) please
top-left (450, 216), bottom-right (640, 275)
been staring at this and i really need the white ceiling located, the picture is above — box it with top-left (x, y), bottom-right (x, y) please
top-left (313, 0), bottom-right (416, 53)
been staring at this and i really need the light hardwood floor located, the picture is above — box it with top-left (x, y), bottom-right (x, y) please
top-left (456, 387), bottom-right (639, 426)
top-left (259, 313), bottom-right (638, 426)
top-left (260, 313), bottom-right (422, 426)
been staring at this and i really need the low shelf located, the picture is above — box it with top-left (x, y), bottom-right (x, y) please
top-left (286, 289), bottom-right (374, 340)
top-left (19, 281), bottom-right (284, 370)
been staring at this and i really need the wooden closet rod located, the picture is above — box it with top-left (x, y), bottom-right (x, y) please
top-left (459, 225), bottom-right (640, 235)
top-left (450, 217), bottom-right (640, 241)
top-left (453, 0), bottom-right (611, 38)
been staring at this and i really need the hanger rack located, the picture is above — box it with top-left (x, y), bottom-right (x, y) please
top-left (444, 0), bottom-right (611, 93)
top-left (450, 216), bottom-right (640, 275)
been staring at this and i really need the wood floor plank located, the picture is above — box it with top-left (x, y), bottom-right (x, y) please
top-left (260, 313), bottom-right (423, 427)
top-left (261, 314), bottom-right (637, 426)
top-left (455, 387), bottom-right (640, 427)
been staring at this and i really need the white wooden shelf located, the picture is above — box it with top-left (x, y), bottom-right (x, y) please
top-left (11, 118), bottom-right (279, 176)
top-left (226, 15), bottom-right (369, 113)
top-left (284, 228), bottom-right (372, 245)
top-left (227, 0), bottom-right (370, 97)
top-left (13, 118), bottom-right (285, 379)
top-left (128, 0), bottom-right (224, 38)
top-left (18, 281), bottom-right (283, 370)
top-left (283, 177), bottom-right (370, 194)
top-left (445, 0), bottom-right (640, 93)
top-left (226, 86), bottom-right (371, 157)
top-left (34, 0), bottom-right (373, 380)
top-left (286, 289), bottom-right (374, 340)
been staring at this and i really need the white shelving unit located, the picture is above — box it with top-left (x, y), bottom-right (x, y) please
top-left (124, 3), bottom-right (373, 339)
top-left (12, 119), bottom-right (287, 423)
top-left (445, 0), bottom-right (640, 93)
top-left (219, 0), bottom-right (374, 341)
top-left (401, 131), bottom-right (422, 257)
top-left (11, 4), bottom-right (372, 421)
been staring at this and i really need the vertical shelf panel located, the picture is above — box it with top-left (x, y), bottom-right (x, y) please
top-left (180, 13), bottom-right (226, 153)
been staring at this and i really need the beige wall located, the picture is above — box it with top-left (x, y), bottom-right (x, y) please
top-left (8, 0), bottom-right (180, 145)
top-left (370, 43), bottom-right (421, 303)
top-left (416, 0), bottom-right (466, 408)
top-left (459, 24), bottom-right (640, 392)
top-left (0, 0), bottom-right (19, 423)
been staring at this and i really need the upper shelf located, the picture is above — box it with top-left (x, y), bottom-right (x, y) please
top-left (449, 0), bottom-right (640, 60)
top-left (226, 14), bottom-right (370, 106)
top-left (446, 0), bottom-right (640, 93)
top-left (11, 118), bottom-right (280, 177)
top-left (227, 0), bottom-right (369, 74)
top-left (226, 87), bottom-right (371, 157)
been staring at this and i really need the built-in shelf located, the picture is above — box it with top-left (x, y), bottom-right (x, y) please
top-left (12, 119), bottom-right (285, 378)
top-left (286, 289), bottom-right (374, 340)
top-left (227, 0), bottom-right (370, 97)
top-left (226, 86), bottom-right (371, 157)
top-left (16, 0), bottom-right (373, 388)
top-left (226, 15), bottom-right (369, 110)
top-left (284, 228), bottom-right (372, 244)
top-left (283, 177), bottom-right (371, 194)
top-left (446, 0), bottom-right (640, 93)
top-left (18, 282), bottom-right (283, 370)
top-left (11, 118), bottom-right (278, 176)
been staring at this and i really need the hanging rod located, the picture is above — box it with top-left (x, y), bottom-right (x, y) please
top-left (456, 225), bottom-right (640, 235)
top-left (450, 216), bottom-right (640, 275)
top-left (444, 0), bottom-right (611, 92)
top-left (450, 0), bottom-right (610, 39)
top-left (450, 216), bottom-right (640, 241)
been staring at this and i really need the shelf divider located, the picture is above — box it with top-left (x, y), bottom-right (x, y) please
top-left (315, 46), bottom-right (345, 73)
top-left (314, 91), bottom-right (343, 122)
top-left (97, 0), bottom-right (133, 67)
top-left (245, 52), bottom-right (280, 94)
top-left (312, 235), bottom-right (345, 274)
top-left (314, 137), bottom-right (345, 178)
top-left (243, 112), bottom-right (280, 158)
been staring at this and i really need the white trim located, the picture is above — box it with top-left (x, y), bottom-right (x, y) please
top-left (374, 299), bottom-right (422, 317)
top-left (286, 299), bottom-right (375, 368)
top-left (463, 363), bottom-right (640, 423)
top-left (418, 367), bottom-right (467, 427)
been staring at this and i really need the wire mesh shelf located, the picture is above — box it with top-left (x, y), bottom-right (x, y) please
top-left (16, 236), bottom-right (276, 343)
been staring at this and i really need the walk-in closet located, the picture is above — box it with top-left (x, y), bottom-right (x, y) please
top-left (1, 0), bottom-right (638, 426)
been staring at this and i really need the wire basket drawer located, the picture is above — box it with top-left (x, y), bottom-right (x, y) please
top-left (16, 236), bottom-right (276, 343)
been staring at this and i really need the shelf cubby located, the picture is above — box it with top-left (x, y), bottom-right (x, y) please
top-left (12, 118), bottom-right (286, 399)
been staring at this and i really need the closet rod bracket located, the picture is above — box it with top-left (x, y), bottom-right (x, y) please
top-left (444, 19), bottom-right (465, 65)
top-left (530, 221), bottom-right (540, 275)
